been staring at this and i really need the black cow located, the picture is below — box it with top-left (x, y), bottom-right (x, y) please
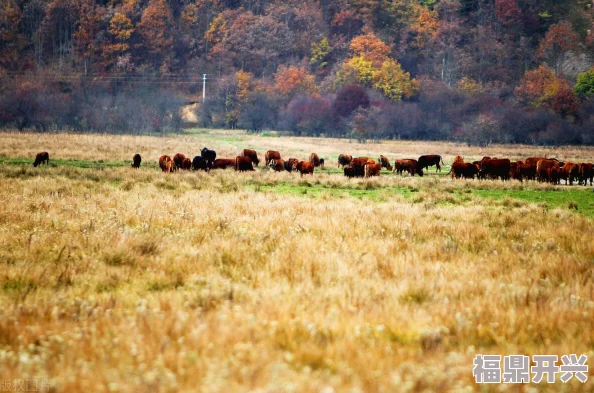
top-left (192, 156), bottom-right (210, 171)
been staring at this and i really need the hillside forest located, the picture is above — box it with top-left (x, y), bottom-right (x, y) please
top-left (1, 0), bottom-right (594, 145)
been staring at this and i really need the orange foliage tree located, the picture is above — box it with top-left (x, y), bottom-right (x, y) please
top-left (274, 65), bottom-right (319, 98)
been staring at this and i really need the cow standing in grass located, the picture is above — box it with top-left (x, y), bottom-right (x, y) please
top-left (33, 152), bottom-right (50, 167)
top-left (242, 149), bottom-right (260, 166)
top-left (378, 155), bottom-right (392, 171)
top-left (417, 155), bottom-right (443, 172)
top-left (159, 155), bottom-right (175, 172)
top-left (338, 154), bottom-right (352, 168)
top-left (131, 154), bottom-right (141, 168)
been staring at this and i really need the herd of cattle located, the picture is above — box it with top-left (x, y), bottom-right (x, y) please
top-left (32, 149), bottom-right (593, 186)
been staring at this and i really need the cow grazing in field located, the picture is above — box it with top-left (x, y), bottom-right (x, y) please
top-left (418, 155), bottom-right (444, 172)
top-left (269, 158), bottom-right (285, 172)
top-left (212, 158), bottom-right (235, 169)
top-left (559, 162), bottom-right (580, 185)
top-left (394, 159), bottom-right (422, 176)
top-left (293, 161), bottom-right (314, 177)
top-left (201, 148), bottom-right (216, 165)
top-left (536, 159), bottom-right (560, 183)
top-left (309, 153), bottom-right (322, 168)
top-left (173, 153), bottom-right (186, 169)
top-left (365, 162), bottom-right (381, 177)
top-left (265, 150), bottom-right (281, 166)
top-left (192, 156), bottom-right (209, 171)
top-left (242, 149), bottom-right (260, 166)
top-left (181, 157), bottom-right (192, 170)
top-left (479, 158), bottom-right (511, 181)
top-left (159, 155), bottom-right (175, 172)
top-left (320, 158), bottom-right (325, 169)
top-left (235, 155), bottom-right (254, 171)
top-left (451, 162), bottom-right (479, 179)
top-left (579, 163), bottom-right (593, 186)
top-left (378, 155), bottom-right (393, 171)
top-left (131, 154), bottom-right (141, 168)
top-left (338, 154), bottom-right (353, 168)
top-left (33, 152), bottom-right (50, 167)
top-left (284, 158), bottom-right (298, 172)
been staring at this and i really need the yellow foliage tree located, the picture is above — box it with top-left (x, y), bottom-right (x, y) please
top-left (372, 59), bottom-right (419, 100)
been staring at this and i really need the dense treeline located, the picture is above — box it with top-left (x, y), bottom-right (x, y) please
top-left (1, 0), bottom-right (594, 144)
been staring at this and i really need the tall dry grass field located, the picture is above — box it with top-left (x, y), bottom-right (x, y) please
top-left (0, 131), bottom-right (593, 392)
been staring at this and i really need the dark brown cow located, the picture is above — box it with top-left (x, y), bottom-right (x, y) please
top-left (518, 162), bottom-right (537, 181)
top-left (536, 159), bottom-right (560, 183)
top-left (417, 155), bottom-right (444, 172)
top-left (365, 162), bottom-right (381, 177)
top-left (181, 157), bottom-right (192, 170)
top-left (269, 158), bottom-right (285, 172)
top-left (192, 156), bottom-right (209, 171)
top-left (235, 156), bottom-right (254, 172)
top-left (173, 153), bottom-right (186, 169)
top-left (479, 159), bottom-right (511, 181)
top-left (378, 155), bottom-right (393, 171)
top-left (338, 154), bottom-right (352, 168)
top-left (579, 163), bottom-right (593, 186)
top-left (159, 155), bottom-right (175, 173)
top-left (293, 161), bottom-right (314, 177)
top-left (242, 149), bottom-right (260, 166)
top-left (265, 150), bottom-right (281, 166)
top-left (559, 162), bottom-right (580, 185)
top-left (451, 162), bottom-right (479, 179)
top-left (394, 159), bottom-right (422, 176)
top-left (33, 152), bottom-right (50, 167)
top-left (344, 167), bottom-right (357, 178)
top-left (212, 158), bottom-right (235, 169)
top-left (309, 153), bottom-right (321, 168)
top-left (131, 153), bottom-right (141, 168)
top-left (284, 158), bottom-right (298, 172)
top-left (509, 161), bottom-right (522, 181)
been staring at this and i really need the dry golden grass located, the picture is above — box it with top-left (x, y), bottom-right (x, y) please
top-left (0, 131), bottom-right (593, 392)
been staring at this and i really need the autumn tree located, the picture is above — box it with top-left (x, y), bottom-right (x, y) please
top-left (0, 0), bottom-right (25, 71)
top-left (349, 31), bottom-right (390, 67)
top-left (100, 12), bottom-right (134, 71)
top-left (515, 65), bottom-right (557, 105)
top-left (73, 0), bottom-right (103, 73)
top-left (575, 69), bottom-right (594, 99)
top-left (372, 59), bottom-right (419, 101)
top-left (137, 0), bottom-right (175, 68)
top-left (537, 22), bottom-right (580, 74)
top-left (311, 38), bottom-right (332, 69)
top-left (495, 0), bottom-right (521, 26)
top-left (274, 65), bottom-right (319, 98)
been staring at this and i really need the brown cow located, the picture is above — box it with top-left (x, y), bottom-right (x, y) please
top-left (242, 149), bottom-right (260, 166)
top-left (417, 155), bottom-right (444, 172)
top-left (479, 158), bottom-right (511, 181)
top-left (131, 153), bottom-right (141, 168)
top-left (212, 158), bottom-right (236, 169)
top-left (181, 157), bottom-right (192, 170)
top-left (265, 150), bottom-right (281, 166)
top-left (451, 162), bottom-right (479, 179)
top-left (525, 157), bottom-right (547, 167)
top-left (344, 167), bottom-right (357, 178)
top-left (509, 161), bottom-right (522, 181)
top-left (33, 152), bottom-right (50, 167)
top-left (365, 162), bottom-right (381, 177)
top-left (350, 157), bottom-right (372, 177)
top-left (518, 162), bottom-right (537, 181)
top-left (284, 158), bottom-right (298, 172)
top-left (338, 154), bottom-right (352, 168)
top-left (159, 155), bottom-right (175, 173)
top-left (394, 159), bottom-right (422, 176)
top-left (452, 156), bottom-right (464, 164)
top-left (293, 161), bottom-right (314, 177)
top-left (235, 156), bottom-right (254, 172)
top-left (559, 162), bottom-right (580, 185)
top-left (269, 158), bottom-right (285, 172)
top-left (309, 153), bottom-right (321, 168)
top-left (536, 159), bottom-right (560, 183)
top-left (378, 155), bottom-right (393, 171)
top-left (579, 163), bottom-right (593, 186)
top-left (173, 153), bottom-right (186, 170)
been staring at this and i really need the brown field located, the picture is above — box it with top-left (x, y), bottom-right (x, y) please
top-left (0, 130), bottom-right (593, 392)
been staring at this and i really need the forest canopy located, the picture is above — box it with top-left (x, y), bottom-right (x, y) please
top-left (1, 0), bottom-right (594, 145)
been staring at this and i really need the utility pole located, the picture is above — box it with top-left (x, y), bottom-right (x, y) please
top-left (202, 74), bottom-right (207, 102)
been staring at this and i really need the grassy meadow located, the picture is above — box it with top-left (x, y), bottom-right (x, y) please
top-left (0, 130), bottom-right (593, 392)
